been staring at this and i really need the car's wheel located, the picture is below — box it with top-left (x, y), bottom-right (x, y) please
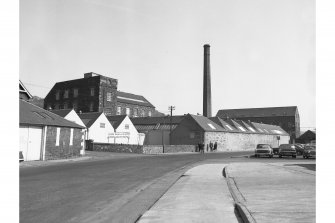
top-left (279, 155), bottom-right (282, 158)
top-left (269, 155), bottom-right (273, 158)
top-left (293, 155), bottom-right (296, 158)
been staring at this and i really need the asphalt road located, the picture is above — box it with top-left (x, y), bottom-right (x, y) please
top-left (20, 151), bottom-right (314, 223)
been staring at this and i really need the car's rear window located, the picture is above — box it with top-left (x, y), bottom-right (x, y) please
top-left (257, 144), bottom-right (270, 149)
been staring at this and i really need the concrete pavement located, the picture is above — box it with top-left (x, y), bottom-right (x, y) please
top-left (225, 162), bottom-right (315, 223)
top-left (138, 161), bottom-right (315, 223)
top-left (138, 164), bottom-right (240, 223)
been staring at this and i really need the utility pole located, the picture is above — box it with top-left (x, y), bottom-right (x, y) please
top-left (168, 106), bottom-right (175, 144)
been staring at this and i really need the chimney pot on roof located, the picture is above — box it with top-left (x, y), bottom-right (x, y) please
top-left (84, 72), bottom-right (93, 78)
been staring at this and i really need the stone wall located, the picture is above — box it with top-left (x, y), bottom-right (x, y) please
top-left (204, 132), bottom-right (290, 152)
top-left (164, 145), bottom-right (196, 153)
top-left (142, 145), bottom-right (196, 154)
top-left (45, 126), bottom-right (83, 160)
top-left (142, 145), bottom-right (163, 154)
top-left (90, 142), bottom-right (143, 153)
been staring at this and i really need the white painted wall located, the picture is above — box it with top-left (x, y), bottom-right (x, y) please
top-left (64, 110), bottom-right (86, 127)
top-left (20, 126), bottom-right (43, 161)
top-left (114, 116), bottom-right (141, 145)
top-left (87, 113), bottom-right (114, 143)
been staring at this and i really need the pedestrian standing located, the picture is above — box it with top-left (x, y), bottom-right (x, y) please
top-left (214, 142), bottom-right (217, 151)
top-left (209, 141), bottom-right (213, 152)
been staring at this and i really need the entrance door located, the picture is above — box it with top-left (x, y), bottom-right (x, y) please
top-left (20, 126), bottom-right (42, 161)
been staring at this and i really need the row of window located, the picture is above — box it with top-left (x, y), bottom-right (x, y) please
top-left (100, 122), bottom-right (129, 129)
top-left (116, 106), bottom-right (152, 117)
top-left (55, 88), bottom-right (114, 102)
top-left (49, 101), bottom-right (94, 112)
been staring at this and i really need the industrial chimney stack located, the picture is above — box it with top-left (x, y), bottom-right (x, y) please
top-left (203, 44), bottom-right (212, 117)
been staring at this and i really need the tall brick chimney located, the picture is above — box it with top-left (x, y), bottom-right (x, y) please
top-left (203, 44), bottom-right (212, 117)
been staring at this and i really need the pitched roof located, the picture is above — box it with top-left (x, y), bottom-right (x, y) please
top-left (49, 109), bottom-right (73, 118)
top-left (107, 115), bottom-right (127, 129)
top-left (131, 115), bottom-right (185, 125)
top-left (188, 114), bottom-right (225, 132)
top-left (251, 122), bottom-right (289, 135)
top-left (117, 91), bottom-right (155, 108)
top-left (216, 106), bottom-right (298, 118)
top-left (78, 112), bottom-right (103, 128)
top-left (20, 100), bottom-right (84, 128)
top-left (19, 80), bottom-right (33, 100)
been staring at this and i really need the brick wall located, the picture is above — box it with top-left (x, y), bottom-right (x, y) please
top-left (44, 126), bottom-right (83, 160)
top-left (116, 102), bottom-right (154, 117)
top-left (204, 132), bottom-right (290, 152)
top-left (90, 142), bottom-right (143, 153)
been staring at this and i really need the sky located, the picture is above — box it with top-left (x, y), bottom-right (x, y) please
top-left (20, 0), bottom-right (315, 129)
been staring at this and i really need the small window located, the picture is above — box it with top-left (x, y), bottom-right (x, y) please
top-left (56, 127), bottom-right (60, 146)
top-left (73, 88), bottom-right (78, 98)
top-left (190, 132), bottom-right (195, 138)
top-left (70, 128), bottom-right (73, 146)
top-left (55, 91), bottom-right (60, 100)
top-left (133, 108), bottom-right (138, 117)
top-left (64, 90), bottom-right (69, 99)
top-left (238, 126), bottom-right (246, 132)
top-left (225, 125), bottom-right (233, 130)
top-left (89, 102), bottom-right (94, 111)
top-left (207, 123), bottom-right (216, 130)
top-left (117, 106), bottom-right (121, 115)
top-left (104, 109), bottom-right (111, 116)
top-left (63, 103), bottom-right (68, 109)
top-left (125, 124), bottom-right (129, 129)
top-left (72, 102), bottom-right (78, 111)
top-left (148, 111), bottom-right (152, 117)
top-left (107, 92), bottom-right (112, 102)
top-left (248, 127), bottom-right (256, 132)
top-left (257, 128), bottom-right (263, 132)
top-left (100, 123), bottom-right (105, 128)
top-left (90, 87), bottom-right (95, 96)
top-left (126, 107), bottom-right (130, 116)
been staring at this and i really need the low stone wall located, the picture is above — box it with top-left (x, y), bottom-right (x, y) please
top-left (142, 145), bottom-right (196, 154)
top-left (90, 142), bottom-right (143, 154)
top-left (164, 145), bottom-right (196, 153)
top-left (143, 145), bottom-right (163, 154)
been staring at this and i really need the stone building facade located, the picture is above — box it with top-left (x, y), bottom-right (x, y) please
top-left (216, 106), bottom-right (300, 143)
top-left (44, 72), bottom-right (155, 117)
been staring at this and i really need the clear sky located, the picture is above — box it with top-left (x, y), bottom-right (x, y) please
top-left (20, 0), bottom-right (315, 129)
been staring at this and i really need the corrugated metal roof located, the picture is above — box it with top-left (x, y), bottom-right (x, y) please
top-left (131, 116), bottom-right (185, 125)
top-left (216, 106), bottom-right (298, 118)
top-left (20, 100), bottom-right (84, 128)
top-left (117, 91), bottom-right (155, 108)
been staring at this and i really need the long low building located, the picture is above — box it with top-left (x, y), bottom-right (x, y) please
top-left (132, 114), bottom-right (289, 152)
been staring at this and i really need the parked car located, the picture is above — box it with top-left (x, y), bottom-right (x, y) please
top-left (278, 144), bottom-right (297, 158)
top-left (255, 144), bottom-right (273, 158)
top-left (303, 145), bottom-right (316, 159)
top-left (294, 144), bottom-right (305, 155)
